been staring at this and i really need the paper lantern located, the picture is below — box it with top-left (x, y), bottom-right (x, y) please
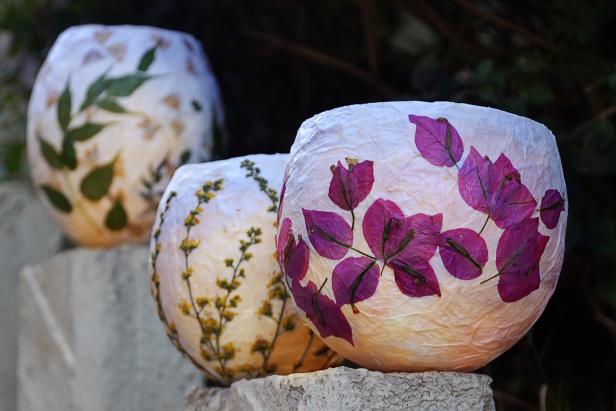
top-left (278, 101), bottom-right (567, 372)
top-left (150, 154), bottom-right (339, 385)
top-left (27, 24), bottom-right (223, 247)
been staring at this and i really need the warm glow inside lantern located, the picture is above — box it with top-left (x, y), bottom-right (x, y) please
top-left (150, 154), bottom-right (339, 385)
top-left (278, 101), bottom-right (567, 372)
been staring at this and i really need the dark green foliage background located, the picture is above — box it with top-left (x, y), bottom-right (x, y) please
top-left (1, 1), bottom-right (615, 409)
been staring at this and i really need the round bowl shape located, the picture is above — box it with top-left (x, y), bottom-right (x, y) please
top-left (278, 101), bottom-right (567, 372)
top-left (150, 154), bottom-right (339, 385)
top-left (27, 24), bottom-right (223, 247)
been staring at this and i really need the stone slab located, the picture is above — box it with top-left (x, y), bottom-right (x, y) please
top-left (17, 246), bottom-right (201, 411)
top-left (185, 366), bottom-right (495, 411)
top-left (0, 182), bottom-right (64, 411)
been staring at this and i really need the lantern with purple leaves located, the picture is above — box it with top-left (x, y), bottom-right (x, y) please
top-left (278, 101), bottom-right (567, 372)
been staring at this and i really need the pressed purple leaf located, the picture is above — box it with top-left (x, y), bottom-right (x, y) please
top-left (314, 293), bottom-right (354, 345)
top-left (277, 218), bottom-right (309, 280)
top-left (540, 189), bottom-right (565, 229)
top-left (439, 228), bottom-right (488, 280)
top-left (458, 147), bottom-right (496, 214)
top-left (490, 154), bottom-right (537, 229)
top-left (332, 257), bottom-right (380, 312)
top-left (290, 279), bottom-right (354, 345)
top-left (390, 256), bottom-right (441, 298)
top-left (400, 213), bottom-right (443, 261)
top-left (328, 160), bottom-right (374, 211)
top-left (290, 279), bottom-right (317, 317)
top-left (495, 217), bottom-right (549, 302)
top-left (459, 147), bottom-right (537, 230)
top-left (303, 209), bottom-right (353, 260)
top-left (409, 114), bottom-right (464, 167)
top-left (362, 198), bottom-right (412, 260)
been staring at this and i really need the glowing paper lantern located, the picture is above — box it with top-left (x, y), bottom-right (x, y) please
top-left (278, 101), bottom-right (567, 372)
top-left (27, 25), bottom-right (223, 247)
top-left (150, 154), bottom-right (339, 385)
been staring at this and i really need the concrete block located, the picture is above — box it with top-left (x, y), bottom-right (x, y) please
top-left (17, 246), bottom-right (201, 411)
top-left (0, 182), bottom-right (64, 411)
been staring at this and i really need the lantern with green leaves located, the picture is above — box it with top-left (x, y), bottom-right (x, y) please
top-left (27, 25), bottom-right (223, 247)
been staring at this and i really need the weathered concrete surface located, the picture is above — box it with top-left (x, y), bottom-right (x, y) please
top-left (0, 182), bottom-right (64, 411)
top-left (17, 246), bottom-right (201, 411)
top-left (185, 366), bottom-right (495, 411)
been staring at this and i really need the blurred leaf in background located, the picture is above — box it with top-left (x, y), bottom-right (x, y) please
top-left (1, 0), bottom-right (615, 409)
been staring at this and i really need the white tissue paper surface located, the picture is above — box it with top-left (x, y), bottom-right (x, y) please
top-left (27, 24), bottom-right (223, 247)
top-left (278, 101), bottom-right (567, 372)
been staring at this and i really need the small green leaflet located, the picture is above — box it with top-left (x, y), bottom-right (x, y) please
top-left (179, 149), bottom-right (191, 165)
top-left (80, 72), bottom-right (109, 111)
top-left (38, 135), bottom-right (64, 169)
top-left (137, 45), bottom-right (157, 71)
top-left (61, 138), bottom-right (77, 170)
top-left (80, 160), bottom-right (115, 201)
top-left (57, 80), bottom-right (72, 131)
top-left (106, 73), bottom-right (151, 97)
top-left (105, 199), bottom-right (128, 230)
top-left (66, 123), bottom-right (106, 142)
top-left (40, 184), bottom-right (72, 213)
top-left (97, 97), bottom-right (126, 113)
top-left (191, 99), bottom-right (202, 111)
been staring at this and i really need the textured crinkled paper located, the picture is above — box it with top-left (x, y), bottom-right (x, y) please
top-left (279, 101), bottom-right (567, 372)
top-left (27, 24), bottom-right (223, 247)
top-left (151, 154), bottom-right (339, 385)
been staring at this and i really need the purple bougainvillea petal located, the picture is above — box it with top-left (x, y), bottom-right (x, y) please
top-left (540, 189), bottom-right (565, 229)
top-left (390, 256), bottom-right (441, 298)
top-left (439, 228), bottom-right (488, 280)
top-left (328, 160), bottom-right (374, 211)
top-left (362, 198), bottom-right (412, 260)
top-left (399, 213), bottom-right (443, 261)
top-left (277, 218), bottom-right (310, 281)
top-left (285, 235), bottom-right (310, 280)
top-left (314, 293), bottom-right (354, 345)
top-left (332, 257), bottom-right (380, 310)
top-left (290, 279), bottom-right (354, 345)
top-left (495, 217), bottom-right (549, 302)
top-left (290, 279), bottom-right (317, 317)
top-left (409, 115), bottom-right (464, 167)
top-left (458, 147), bottom-right (496, 215)
top-left (303, 209), bottom-right (353, 259)
top-left (459, 148), bottom-right (537, 230)
top-left (490, 154), bottom-right (537, 229)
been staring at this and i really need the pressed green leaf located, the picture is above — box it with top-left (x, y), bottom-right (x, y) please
top-left (191, 99), bottom-right (202, 111)
top-left (38, 135), bottom-right (64, 169)
top-left (40, 184), bottom-right (72, 213)
top-left (66, 123), bottom-right (106, 142)
top-left (179, 149), bottom-right (191, 165)
top-left (57, 80), bottom-right (72, 131)
top-left (137, 46), bottom-right (157, 71)
top-left (97, 97), bottom-right (126, 113)
top-left (106, 73), bottom-right (151, 97)
top-left (80, 160), bottom-right (115, 201)
top-left (105, 199), bottom-right (128, 230)
top-left (80, 72), bottom-right (109, 111)
top-left (61, 138), bottom-right (77, 170)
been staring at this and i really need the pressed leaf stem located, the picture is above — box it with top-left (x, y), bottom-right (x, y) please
top-left (478, 213), bottom-right (490, 235)
top-left (293, 330), bottom-right (315, 372)
top-left (261, 296), bottom-right (287, 371)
